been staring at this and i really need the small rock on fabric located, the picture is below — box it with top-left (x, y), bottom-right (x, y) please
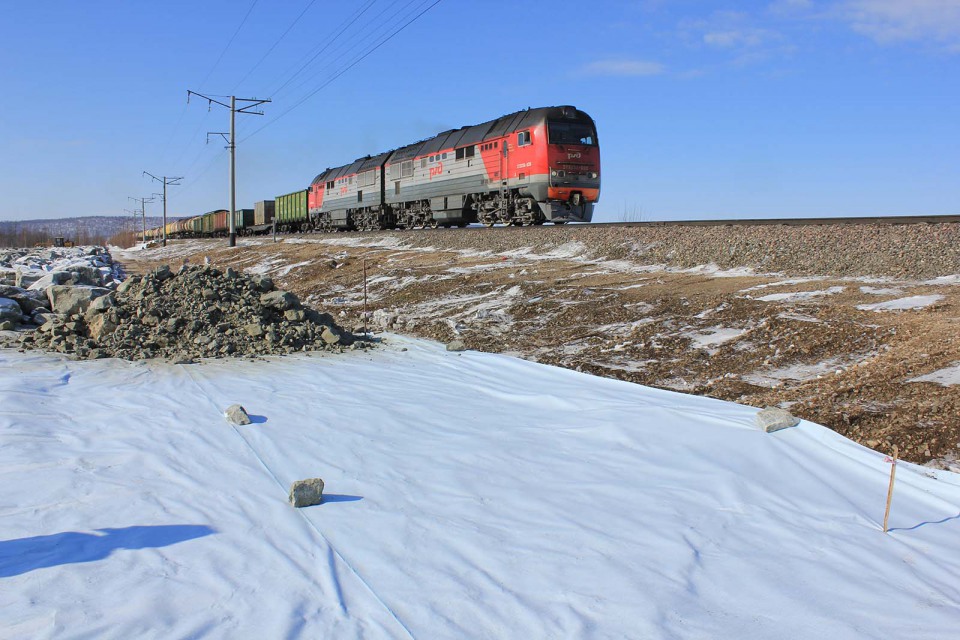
top-left (289, 478), bottom-right (325, 508)
top-left (224, 404), bottom-right (252, 425)
top-left (756, 407), bottom-right (800, 433)
top-left (446, 340), bottom-right (466, 352)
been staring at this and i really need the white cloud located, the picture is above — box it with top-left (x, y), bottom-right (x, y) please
top-left (578, 59), bottom-right (665, 76)
top-left (844, 0), bottom-right (960, 50)
top-left (703, 28), bottom-right (773, 47)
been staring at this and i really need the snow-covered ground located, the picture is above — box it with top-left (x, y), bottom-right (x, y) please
top-left (2, 336), bottom-right (959, 638)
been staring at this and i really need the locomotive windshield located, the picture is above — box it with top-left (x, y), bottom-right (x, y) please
top-left (547, 121), bottom-right (597, 146)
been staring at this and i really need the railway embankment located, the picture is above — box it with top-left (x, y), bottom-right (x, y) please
top-left (385, 221), bottom-right (960, 280)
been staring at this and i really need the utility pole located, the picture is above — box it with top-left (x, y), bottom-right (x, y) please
top-left (128, 196), bottom-right (154, 245)
top-left (187, 90), bottom-right (270, 247)
top-left (124, 208), bottom-right (140, 245)
top-left (143, 172), bottom-right (182, 247)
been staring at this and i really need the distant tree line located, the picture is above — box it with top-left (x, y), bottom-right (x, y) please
top-left (0, 216), bottom-right (167, 249)
top-left (0, 223), bottom-right (110, 248)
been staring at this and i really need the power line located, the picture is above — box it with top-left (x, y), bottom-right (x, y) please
top-left (274, 0), bottom-right (423, 103)
top-left (263, 0), bottom-right (380, 98)
top-left (197, 0), bottom-right (261, 89)
top-left (241, 0), bottom-right (444, 143)
top-left (230, 0), bottom-right (320, 94)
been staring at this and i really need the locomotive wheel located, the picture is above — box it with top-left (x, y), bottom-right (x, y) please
top-left (428, 220), bottom-right (439, 229)
top-left (483, 220), bottom-right (495, 228)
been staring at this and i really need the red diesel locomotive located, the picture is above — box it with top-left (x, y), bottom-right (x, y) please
top-left (307, 105), bottom-right (600, 231)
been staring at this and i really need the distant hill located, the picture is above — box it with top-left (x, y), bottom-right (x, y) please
top-left (0, 216), bottom-right (178, 247)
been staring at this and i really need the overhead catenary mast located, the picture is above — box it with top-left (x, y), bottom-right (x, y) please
top-left (186, 91), bottom-right (270, 247)
top-left (127, 195), bottom-right (154, 245)
top-left (143, 172), bottom-right (182, 247)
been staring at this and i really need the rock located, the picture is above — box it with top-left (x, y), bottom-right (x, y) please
top-left (12, 294), bottom-right (49, 315)
top-left (31, 310), bottom-right (57, 325)
top-left (289, 478), bottom-right (324, 508)
top-left (320, 326), bottom-right (341, 345)
top-left (15, 268), bottom-right (43, 289)
top-left (446, 339), bottom-right (467, 352)
top-left (372, 309), bottom-right (397, 329)
top-left (87, 293), bottom-right (116, 314)
top-left (65, 265), bottom-right (102, 286)
top-left (46, 285), bottom-right (110, 316)
top-left (251, 275), bottom-right (274, 292)
top-left (245, 323), bottom-right (265, 338)
top-left (224, 404), bottom-right (252, 425)
top-left (284, 309), bottom-right (305, 322)
top-left (116, 278), bottom-right (139, 294)
top-left (27, 271), bottom-right (72, 291)
top-left (756, 407), bottom-right (801, 433)
top-left (260, 290), bottom-right (300, 311)
top-left (0, 320), bottom-right (16, 331)
top-left (0, 297), bottom-right (23, 323)
top-left (154, 265), bottom-right (172, 281)
top-left (87, 314), bottom-right (117, 340)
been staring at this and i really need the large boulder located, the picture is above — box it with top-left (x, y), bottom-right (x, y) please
top-left (27, 271), bottom-right (72, 291)
top-left (15, 268), bottom-right (44, 289)
top-left (46, 285), bottom-right (110, 316)
top-left (0, 297), bottom-right (23, 323)
top-left (64, 265), bottom-right (103, 286)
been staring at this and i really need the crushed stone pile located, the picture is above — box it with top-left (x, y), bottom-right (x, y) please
top-left (18, 263), bottom-right (364, 362)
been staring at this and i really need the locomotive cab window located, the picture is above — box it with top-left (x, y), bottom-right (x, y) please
top-left (548, 121), bottom-right (597, 146)
top-left (455, 145), bottom-right (476, 160)
top-left (517, 131), bottom-right (531, 146)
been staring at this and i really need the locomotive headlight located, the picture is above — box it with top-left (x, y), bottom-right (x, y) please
top-left (589, 171), bottom-right (598, 179)
top-left (551, 169), bottom-right (558, 177)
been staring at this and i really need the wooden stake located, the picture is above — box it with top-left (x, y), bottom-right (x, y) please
top-left (883, 445), bottom-right (899, 533)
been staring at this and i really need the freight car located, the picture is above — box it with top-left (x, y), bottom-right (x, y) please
top-left (276, 189), bottom-right (310, 232)
top-left (308, 105), bottom-right (599, 231)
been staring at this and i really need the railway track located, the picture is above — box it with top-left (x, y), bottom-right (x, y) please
top-left (602, 214), bottom-right (960, 228)
top-left (364, 213), bottom-right (960, 233)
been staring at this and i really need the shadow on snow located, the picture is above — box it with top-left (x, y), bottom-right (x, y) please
top-left (0, 524), bottom-right (216, 578)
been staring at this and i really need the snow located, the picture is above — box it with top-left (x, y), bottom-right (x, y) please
top-left (743, 357), bottom-right (854, 386)
top-left (684, 326), bottom-right (747, 354)
top-left (909, 363), bottom-right (960, 387)
top-left (857, 295), bottom-right (944, 312)
top-left (860, 286), bottom-right (903, 296)
top-left (3, 338), bottom-right (960, 638)
top-left (752, 286), bottom-right (845, 303)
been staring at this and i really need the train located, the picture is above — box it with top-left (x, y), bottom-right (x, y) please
top-left (144, 105), bottom-right (600, 240)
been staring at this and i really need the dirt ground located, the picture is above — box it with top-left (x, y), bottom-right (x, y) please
top-left (120, 229), bottom-right (960, 467)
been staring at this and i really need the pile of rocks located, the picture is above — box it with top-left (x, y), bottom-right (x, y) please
top-left (0, 246), bottom-right (122, 330)
top-left (17, 263), bottom-right (363, 361)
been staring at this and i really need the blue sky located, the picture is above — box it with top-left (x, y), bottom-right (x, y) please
top-left (0, 0), bottom-right (957, 222)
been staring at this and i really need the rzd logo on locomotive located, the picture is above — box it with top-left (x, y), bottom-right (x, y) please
top-left (429, 162), bottom-right (443, 179)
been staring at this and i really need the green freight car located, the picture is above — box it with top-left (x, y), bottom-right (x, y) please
top-left (275, 189), bottom-right (310, 232)
top-left (232, 209), bottom-right (255, 235)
